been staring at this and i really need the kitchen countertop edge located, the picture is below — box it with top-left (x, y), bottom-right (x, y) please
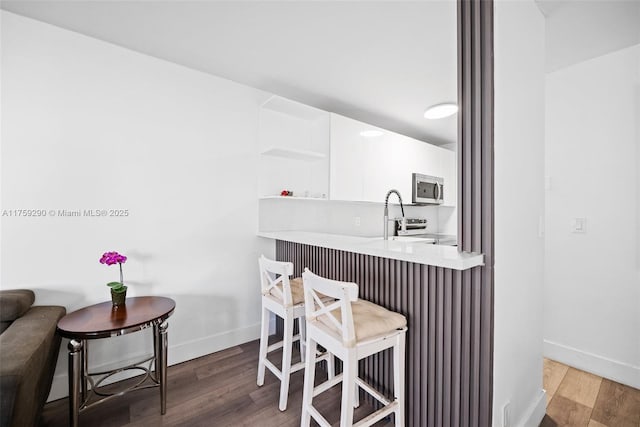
top-left (257, 231), bottom-right (484, 271)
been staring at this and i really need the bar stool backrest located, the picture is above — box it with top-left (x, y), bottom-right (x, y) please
top-left (259, 255), bottom-right (295, 307)
top-left (302, 268), bottom-right (359, 348)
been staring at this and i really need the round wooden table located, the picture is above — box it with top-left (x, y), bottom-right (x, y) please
top-left (57, 296), bottom-right (175, 427)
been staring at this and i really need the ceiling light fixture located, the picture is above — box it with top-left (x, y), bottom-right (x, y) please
top-left (424, 103), bottom-right (458, 119)
top-left (360, 130), bottom-right (384, 137)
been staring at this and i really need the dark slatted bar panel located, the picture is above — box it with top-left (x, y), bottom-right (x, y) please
top-left (458, 0), bottom-right (495, 426)
top-left (276, 240), bottom-right (487, 426)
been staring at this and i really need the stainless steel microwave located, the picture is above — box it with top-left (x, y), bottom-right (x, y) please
top-left (412, 173), bottom-right (444, 205)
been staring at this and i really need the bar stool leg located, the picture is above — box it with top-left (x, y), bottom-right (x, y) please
top-left (327, 353), bottom-right (335, 380)
top-left (393, 333), bottom-right (406, 427)
top-left (300, 338), bottom-right (317, 427)
top-left (257, 306), bottom-right (270, 387)
top-left (354, 380), bottom-right (360, 408)
top-left (299, 316), bottom-right (306, 363)
top-left (279, 310), bottom-right (294, 411)
top-left (340, 350), bottom-right (357, 427)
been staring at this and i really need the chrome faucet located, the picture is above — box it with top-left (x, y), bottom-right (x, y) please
top-left (384, 189), bottom-right (406, 240)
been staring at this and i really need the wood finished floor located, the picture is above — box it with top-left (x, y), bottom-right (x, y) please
top-left (40, 339), bottom-right (391, 427)
top-left (541, 358), bottom-right (640, 427)
top-left (40, 345), bottom-right (640, 427)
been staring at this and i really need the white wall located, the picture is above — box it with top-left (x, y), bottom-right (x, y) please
top-left (544, 44), bottom-right (640, 388)
top-left (494, 1), bottom-right (546, 426)
top-left (0, 11), bottom-right (273, 400)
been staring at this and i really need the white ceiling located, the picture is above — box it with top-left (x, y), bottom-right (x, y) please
top-left (538, 0), bottom-right (640, 71)
top-left (0, 0), bottom-right (458, 146)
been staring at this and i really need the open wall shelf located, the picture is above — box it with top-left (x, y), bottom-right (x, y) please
top-left (260, 146), bottom-right (326, 161)
top-left (260, 196), bottom-right (328, 201)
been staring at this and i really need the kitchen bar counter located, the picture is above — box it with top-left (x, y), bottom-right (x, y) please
top-left (271, 237), bottom-right (489, 426)
top-left (257, 230), bottom-right (483, 270)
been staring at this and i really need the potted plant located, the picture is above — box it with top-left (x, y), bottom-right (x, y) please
top-left (100, 251), bottom-right (128, 307)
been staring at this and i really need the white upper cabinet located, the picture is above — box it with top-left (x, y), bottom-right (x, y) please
top-left (258, 96), bottom-right (456, 206)
top-left (439, 146), bottom-right (457, 206)
top-left (328, 113), bottom-right (366, 201)
top-left (330, 113), bottom-right (456, 205)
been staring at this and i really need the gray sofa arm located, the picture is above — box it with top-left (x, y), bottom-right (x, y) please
top-left (0, 305), bottom-right (66, 427)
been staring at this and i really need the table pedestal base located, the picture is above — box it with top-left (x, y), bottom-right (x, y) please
top-left (67, 321), bottom-right (169, 427)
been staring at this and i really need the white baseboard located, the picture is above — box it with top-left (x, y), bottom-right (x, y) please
top-left (48, 322), bottom-right (261, 402)
top-left (516, 389), bottom-right (547, 427)
top-left (169, 322), bottom-right (261, 364)
top-left (544, 339), bottom-right (640, 389)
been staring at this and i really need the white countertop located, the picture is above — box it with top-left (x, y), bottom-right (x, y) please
top-left (257, 231), bottom-right (484, 270)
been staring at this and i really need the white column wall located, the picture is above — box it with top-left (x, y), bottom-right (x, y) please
top-left (493, 1), bottom-right (546, 426)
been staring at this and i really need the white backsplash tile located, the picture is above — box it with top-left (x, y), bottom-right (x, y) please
top-left (258, 198), bottom-right (445, 237)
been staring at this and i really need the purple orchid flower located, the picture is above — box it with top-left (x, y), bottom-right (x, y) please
top-left (100, 251), bottom-right (127, 289)
top-left (100, 251), bottom-right (127, 266)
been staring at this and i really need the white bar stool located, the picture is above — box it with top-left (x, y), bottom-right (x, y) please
top-left (300, 268), bottom-right (407, 427)
top-left (257, 256), bottom-right (334, 411)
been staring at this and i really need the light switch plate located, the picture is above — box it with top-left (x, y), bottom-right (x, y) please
top-left (571, 217), bottom-right (586, 233)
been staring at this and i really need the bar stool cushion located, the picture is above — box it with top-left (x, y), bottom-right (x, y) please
top-left (269, 277), bottom-right (306, 305)
top-left (269, 278), bottom-right (331, 307)
top-left (318, 299), bottom-right (407, 343)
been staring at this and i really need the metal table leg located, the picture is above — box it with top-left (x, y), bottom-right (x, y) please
top-left (68, 339), bottom-right (83, 427)
top-left (153, 325), bottom-right (159, 382)
top-left (81, 339), bottom-right (88, 402)
top-left (154, 321), bottom-right (169, 414)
